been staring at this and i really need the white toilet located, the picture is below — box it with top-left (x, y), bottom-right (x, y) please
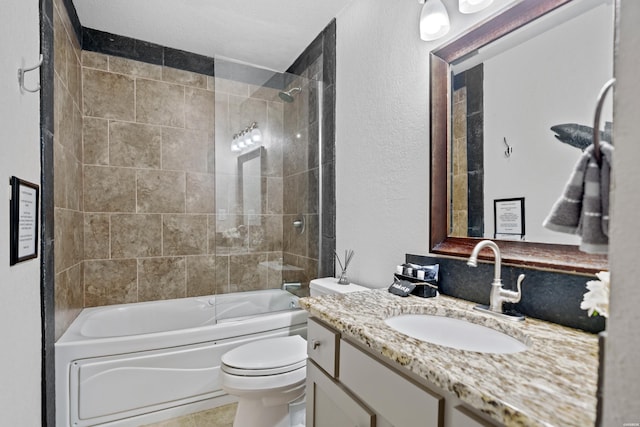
top-left (219, 277), bottom-right (368, 427)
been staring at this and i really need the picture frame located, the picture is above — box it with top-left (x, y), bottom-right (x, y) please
top-left (494, 197), bottom-right (525, 239)
top-left (10, 176), bottom-right (39, 265)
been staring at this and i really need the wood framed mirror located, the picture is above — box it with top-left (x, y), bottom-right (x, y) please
top-left (429, 0), bottom-right (610, 274)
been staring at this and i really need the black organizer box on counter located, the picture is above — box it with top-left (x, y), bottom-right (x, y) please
top-left (394, 273), bottom-right (438, 298)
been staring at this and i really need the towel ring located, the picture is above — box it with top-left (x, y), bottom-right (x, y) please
top-left (592, 78), bottom-right (615, 166)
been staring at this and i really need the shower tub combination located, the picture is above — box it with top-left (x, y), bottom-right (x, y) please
top-left (56, 289), bottom-right (308, 427)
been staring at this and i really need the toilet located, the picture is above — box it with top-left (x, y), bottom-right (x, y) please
top-left (219, 277), bottom-right (368, 427)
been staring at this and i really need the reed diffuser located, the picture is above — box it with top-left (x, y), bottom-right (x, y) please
top-left (334, 249), bottom-right (354, 285)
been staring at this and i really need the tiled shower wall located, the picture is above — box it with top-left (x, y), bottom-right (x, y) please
top-left (53, 0), bottom-right (84, 340)
top-left (282, 59), bottom-right (323, 286)
top-left (52, 1), bottom-right (324, 339)
top-left (80, 51), bottom-right (221, 307)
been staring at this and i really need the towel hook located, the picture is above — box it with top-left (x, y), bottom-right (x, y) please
top-left (18, 54), bottom-right (43, 93)
top-left (592, 78), bottom-right (615, 166)
top-left (503, 137), bottom-right (513, 158)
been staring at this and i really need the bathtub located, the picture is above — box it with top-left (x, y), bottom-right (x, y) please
top-left (55, 289), bottom-right (308, 427)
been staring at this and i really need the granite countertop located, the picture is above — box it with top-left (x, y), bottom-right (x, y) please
top-left (300, 289), bottom-right (599, 427)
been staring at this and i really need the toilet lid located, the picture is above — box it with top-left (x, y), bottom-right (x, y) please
top-left (221, 335), bottom-right (307, 376)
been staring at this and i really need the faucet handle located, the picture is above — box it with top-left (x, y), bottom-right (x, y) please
top-left (516, 274), bottom-right (525, 296)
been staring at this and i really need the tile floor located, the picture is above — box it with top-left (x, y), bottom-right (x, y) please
top-left (140, 403), bottom-right (237, 427)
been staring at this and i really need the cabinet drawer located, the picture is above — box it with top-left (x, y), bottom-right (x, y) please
top-left (340, 339), bottom-right (443, 427)
top-left (307, 318), bottom-right (340, 377)
top-left (451, 405), bottom-right (500, 427)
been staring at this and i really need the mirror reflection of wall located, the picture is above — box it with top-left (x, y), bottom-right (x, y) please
top-left (450, 0), bottom-right (614, 244)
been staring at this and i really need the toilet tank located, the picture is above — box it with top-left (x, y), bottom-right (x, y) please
top-left (309, 277), bottom-right (369, 297)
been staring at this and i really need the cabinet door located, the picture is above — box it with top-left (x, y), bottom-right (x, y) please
top-left (339, 340), bottom-right (444, 427)
top-left (307, 360), bottom-right (375, 427)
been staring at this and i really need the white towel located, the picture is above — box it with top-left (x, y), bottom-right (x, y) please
top-left (543, 141), bottom-right (613, 254)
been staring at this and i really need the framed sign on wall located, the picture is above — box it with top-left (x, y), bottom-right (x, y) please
top-left (10, 176), bottom-right (39, 265)
top-left (494, 197), bottom-right (525, 240)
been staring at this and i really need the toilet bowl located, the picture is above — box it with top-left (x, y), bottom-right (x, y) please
top-left (220, 335), bottom-right (307, 427)
top-left (220, 278), bottom-right (369, 427)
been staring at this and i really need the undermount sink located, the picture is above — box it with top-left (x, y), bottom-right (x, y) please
top-left (384, 314), bottom-right (528, 354)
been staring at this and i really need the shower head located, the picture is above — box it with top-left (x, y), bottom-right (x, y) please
top-left (278, 87), bottom-right (301, 103)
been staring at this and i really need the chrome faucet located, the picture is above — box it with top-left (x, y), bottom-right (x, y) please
top-left (467, 240), bottom-right (525, 321)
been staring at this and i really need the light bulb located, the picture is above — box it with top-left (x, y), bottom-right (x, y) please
top-left (251, 126), bottom-right (262, 143)
top-left (244, 132), bottom-right (253, 146)
top-left (420, 0), bottom-right (450, 41)
top-left (458, 0), bottom-right (493, 14)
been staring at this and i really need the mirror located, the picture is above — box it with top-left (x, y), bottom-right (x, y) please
top-left (430, 0), bottom-right (611, 273)
top-left (238, 147), bottom-right (265, 228)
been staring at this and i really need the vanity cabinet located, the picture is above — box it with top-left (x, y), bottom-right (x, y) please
top-left (306, 317), bottom-right (501, 427)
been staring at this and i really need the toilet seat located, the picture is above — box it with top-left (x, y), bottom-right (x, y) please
top-left (221, 335), bottom-right (307, 377)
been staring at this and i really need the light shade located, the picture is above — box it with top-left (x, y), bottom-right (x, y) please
top-left (420, 0), bottom-right (450, 41)
top-left (458, 0), bottom-right (493, 14)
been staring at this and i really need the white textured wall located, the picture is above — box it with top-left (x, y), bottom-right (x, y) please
top-left (334, 0), bottom-right (516, 288)
top-left (335, 0), bottom-right (429, 288)
top-left (603, 0), bottom-right (640, 423)
top-left (0, 0), bottom-right (42, 425)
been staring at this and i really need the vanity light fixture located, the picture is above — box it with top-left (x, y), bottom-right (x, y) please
top-left (419, 0), bottom-right (451, 41)
top-left (231, 122), bottom-right (263, 153)
top-left (458, 0), bottom-right (493, 14)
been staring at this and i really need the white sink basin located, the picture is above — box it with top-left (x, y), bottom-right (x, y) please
top-left (384, 314), bottom-right (528, 354)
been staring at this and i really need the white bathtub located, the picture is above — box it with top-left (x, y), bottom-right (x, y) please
top-left (55, 289), bottom-right (308, 427)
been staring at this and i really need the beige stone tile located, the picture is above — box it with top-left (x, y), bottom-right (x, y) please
top-left (186, 255), bottom-right (216, 297)
top-left (54, 208), bottom-right (84, 273)
top-left (84, 166), bottom-right (137, 212)
top-left (214, 255), bottom-right (230, 294)
top-left (229, 253), bottom-right (268, 292)
top-left (109, 56), bottom-right (162, 80)
top-left (162, 67), bottom-right (207, 89)
top-left (67, 41), bottom-right (83, 108)
top-left (185, 87), bottom-right (215, 131)
top-left (54, 75), bottom-right (77, 160)
top-left (213, 77), bottom-right (248, 97)
top-left (186, 173), bottom-right (215, 214)
top-left (136, 79), bottom-right (185, 127)
top-left (84, 259), bottom-right (138, 306)
top-left (53, 6), bottom-right (68, 83)
top-left (84, 213), bottom-right (110, 260)
top-left (54, 137), bottom-right (83, 212)
top-left (111, 214), bottom-right (162, 258)
top-left (83, 117), bottom-right (109, 165)
top-left (162, 214), bottom-right (208, 256)
top-left (161, 128), bottom-right (209, 173)
top-left (55, 0), bottom-right (80, 51)
top-left (82, 51), bottom-right (109, 70)
top-left (137, 257), bottom-right (186, 302)
top-left (207, 76), bottom-right (215, 91)
top-left (248, 84), bottom-right (281, 103)
top-left (266, 177), bottom-right (283, 214)
top-left (83, 68), bottom-right (135, 120)
top-left (136, 170), bottom-right (185, 213)
top-left (208, 215), bottom-right (216, 255)
top-left (109, 121), bottom-right (162, 168)
top-left (54, 263), bottom-right (83, 341)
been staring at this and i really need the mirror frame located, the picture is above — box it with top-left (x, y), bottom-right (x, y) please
top-left (429, 0), bottom-right (608, 274)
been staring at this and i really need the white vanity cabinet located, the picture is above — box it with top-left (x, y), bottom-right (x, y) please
top-left (306, 317), bottom-right (501, 427)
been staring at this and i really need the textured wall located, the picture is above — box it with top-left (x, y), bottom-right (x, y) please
top-left (0, 0), bottom-right (42, 424)
top-left (335, 0), bottom-right (430, 287)
top-left (603, 0), bottom-right (640, 423)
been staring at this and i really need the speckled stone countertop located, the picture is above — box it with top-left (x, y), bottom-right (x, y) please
top-left (300, 289), bottom-right (599, 427)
